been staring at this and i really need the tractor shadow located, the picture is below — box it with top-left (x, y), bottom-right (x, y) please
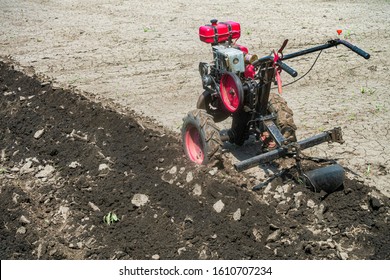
top-left (221, 135), bottom-right (282, 179)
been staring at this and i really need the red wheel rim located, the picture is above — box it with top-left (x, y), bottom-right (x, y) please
top-left (220, 73), bottom-right (242, 113)
top-left (185, 126), bottom-right (204, 164)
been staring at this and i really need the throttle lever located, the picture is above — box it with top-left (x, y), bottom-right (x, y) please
top-left (278, 39), bottom-right (289, 57)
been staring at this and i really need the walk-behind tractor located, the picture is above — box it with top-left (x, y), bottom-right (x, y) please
top-left (182, 19), bottom-right (370, 192)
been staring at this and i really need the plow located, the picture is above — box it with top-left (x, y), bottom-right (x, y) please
top-left (181, 19), bottom-right (370, 193)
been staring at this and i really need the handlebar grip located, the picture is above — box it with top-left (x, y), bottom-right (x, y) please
top-left (277, 61), bottom-right (298, 77)
top-left (340, 40), bottom-right (370, 59)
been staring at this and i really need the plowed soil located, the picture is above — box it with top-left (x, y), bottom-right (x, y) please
top-left (1, 62), bottom-right (389, 260)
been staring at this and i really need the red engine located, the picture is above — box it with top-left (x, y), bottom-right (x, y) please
top-left (198, 19), bottom-right (258, 100)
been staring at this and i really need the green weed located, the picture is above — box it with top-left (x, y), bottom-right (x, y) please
top-left (376, 104), bottom-right (383, 112)
top-left (360, 86), bottom-right (376, 95)
top-left (103, 212), bottom-right (120, 225)
top-left (143, 26), bottom-right (154, 32)
top-left (344, 30), bottom-right (352, 40)
top-left (364, 164), bottom-right (371, 177)
top-left (348, 113), bottom-right (357, 120)
top-left (0, 167), bottom-right (7, 174)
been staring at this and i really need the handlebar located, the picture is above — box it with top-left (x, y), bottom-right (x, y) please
top-left (338, 39), bottom-right (370, 59)
top-left (251, 38), bottom-right (370, 78)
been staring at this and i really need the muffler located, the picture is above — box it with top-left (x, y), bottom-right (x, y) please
top-left (304, 164), bottom-right (345, 193)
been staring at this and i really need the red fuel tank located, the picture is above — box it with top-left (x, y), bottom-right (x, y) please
top-left (199, 19), bottom-right (241, 44)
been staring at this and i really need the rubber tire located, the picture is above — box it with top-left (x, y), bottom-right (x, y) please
top-left (182, 109), bottom-right (222, 165)
top-left (268, 92), bottom-right (297, 142)
top-left (196, 90), bottom-right (230, 123)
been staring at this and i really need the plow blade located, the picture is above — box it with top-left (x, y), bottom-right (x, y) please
top-left (234, 127), bottom-right (343, 172)
top-left (305, 164), bottom-right (345, 193)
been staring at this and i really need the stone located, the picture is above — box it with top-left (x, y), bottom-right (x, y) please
top-left (59, 206), bottom-right (70, 220)
top-left (37, 243), bottom-right (46, 259)
top-left (266, 229), bottom-right (281, 242)
top-left (338, 251), bottom-right (348, 260)
top-left (263, 183), bottom-right (273, 194)
top-left (314, 203), bottom-right (327, 221)
top-left (49, 249), bottom-right (57, 256)
top-left (335, 243), bottom-right (349, 260)
top-left (35, 165), bottom-right (55, 178)
top-left (213, 200), bottom-right (224, 213)
top-left (276, 186), bottom-right (284, 194)
top-left (199, 248), bottom-right (208, 260)
top-left (98, 163), bottom-right (109, 171)
top-left (12, 193), bottom-right (20, 204)
top-left (252, 228), bottom-right (262, 242)
top-left (20, 161), bottom-right (34, 174)
top-left (1, 149), bottom-right (6, 161)
top-left (88, 202), bottom-right (101, 212)
top-left (208, 167), bottom-right (218, 176)
top-left (20, 215), bottom-right (31, 224)
top-left (282, 184), bottom-right (292, 193)
top-left (294, 191), bottom-right (303, 198)
top-left (294, 197), bottom-right (302, 209)
top-left (17, 226), bottom-right (27, 234)
top-left (131, 194), bottom-right (149, 207)
top-left (193, 184), bottom-right (202, 196)
top-left (307, 199), bottom-right (316, 208)
top-left (34, 129), bottom-right (45, 139)
top-left (273, 193), bottom-right (282, 201)
top-left (232, 208), bottom-right (241, 221)
top-left (69, 161), bottom-right (81, 168)
top-left (186, 171), bottom-right (193, 183)
top-left (151, 254), bottom-right (160, 260)
top-left (168, 166), bottom-right (177, 174)
top-left (69, 129), bottom-right (88, 142)
top-left (178, 247), bottom-right (187, 255)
